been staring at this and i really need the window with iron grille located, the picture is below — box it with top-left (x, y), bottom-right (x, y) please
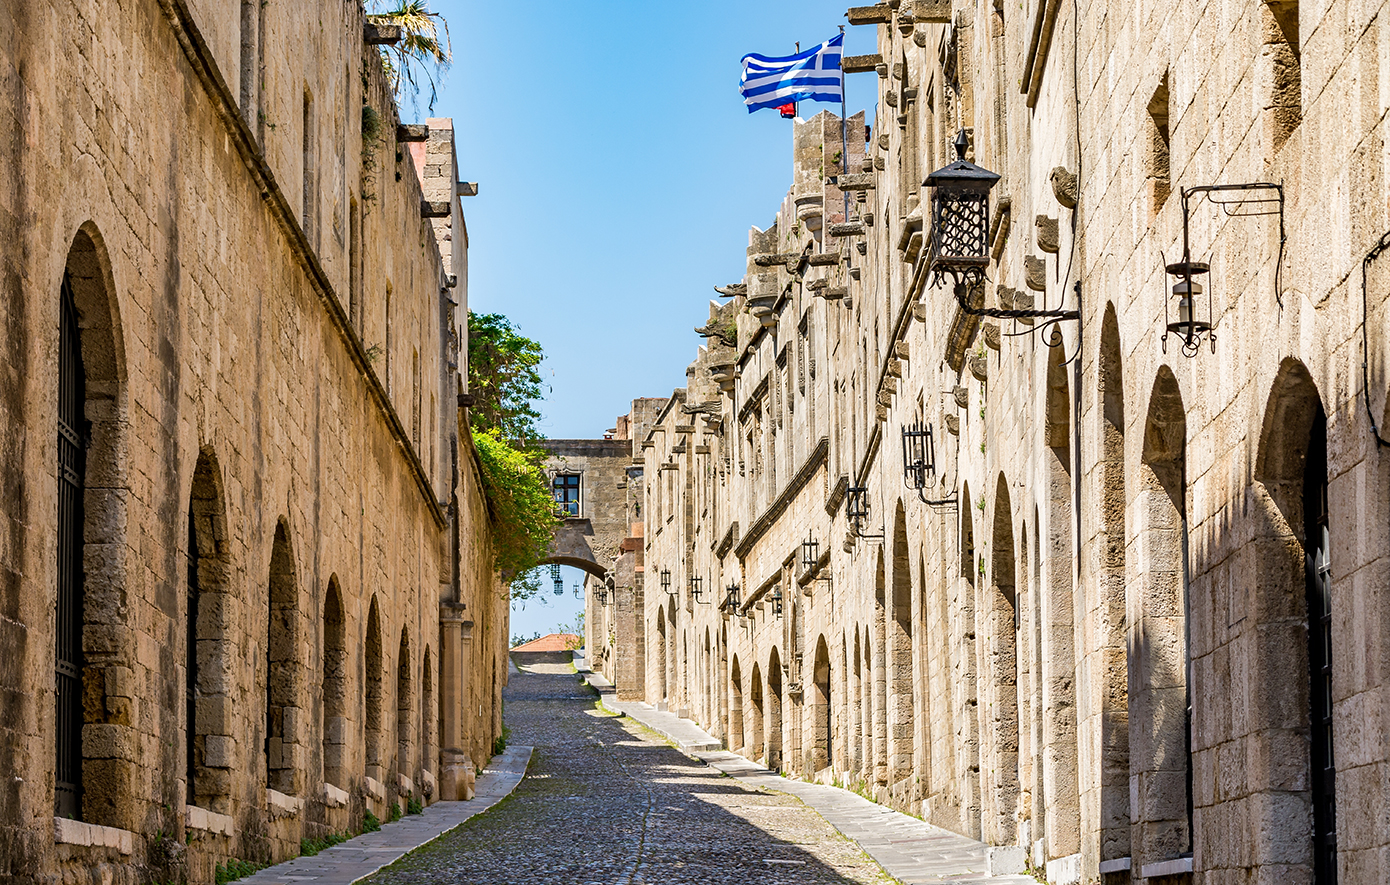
top-left (55, 273), bottom-right (86, 819)
top-left (553, 474), bottom-right (580, 516)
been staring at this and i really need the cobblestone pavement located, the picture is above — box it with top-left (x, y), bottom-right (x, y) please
top-left (366, 662), bottom-right (896, 885)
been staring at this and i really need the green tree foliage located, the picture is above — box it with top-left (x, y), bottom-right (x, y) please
top-left (466, 311), bottom-right (554, 600)
top-left (471, 430), bottom-right (555, 588)
top-left (364, 0), bottom-right (452, 112)
top-left (467, 312), bottom-right (546, 447)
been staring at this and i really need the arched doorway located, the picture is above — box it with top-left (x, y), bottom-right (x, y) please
top-left (322, 579), bottom-right (348, 787)
top-left (1252, 360), bottom-right (1336, 884)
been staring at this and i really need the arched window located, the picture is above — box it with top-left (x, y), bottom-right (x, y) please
top-left (53, 227), bottom-right (129, 826)
top-left (396, 628), bottom-right (413, 792)
top-left (54, 272), bottom-right (86, 820)
top-left (187, 448), bottom-right (236, 814)
top-left (322, 579), bottom-right (348, 788)
top-left (365, 598), bottom-right (384, 782)
top-left (266, 521), bottom-right (299, 795)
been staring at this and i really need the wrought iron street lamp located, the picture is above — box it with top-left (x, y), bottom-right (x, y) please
top-left (901, 421), bottom-right (957, 506)
top-left (550, 563), bottom-right (563, 596)
top-left (690, 575), bottom-right (709, 604)
top-left (801, 534), bottom-right (820, 573)
top-left (846, 485), bottom-right (884, 540)
top-left (722, 582), bottom-right (741, 615)
top-left (660, 568), bottom-right (672, 597)
top-left (1161, 182), bottom-right (1284, 357)
top-left (770, 586), bottom-right (784, 618)
top-left (924, 131), bottom-right (1078, 335)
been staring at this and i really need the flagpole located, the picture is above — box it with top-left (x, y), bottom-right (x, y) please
top-left (839, 25), bottom-right (850, 223)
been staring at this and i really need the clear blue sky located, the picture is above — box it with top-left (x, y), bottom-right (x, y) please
top-left (432, 0), bottom-right (877, 441)
top-left (424, 2), bottom-right (876, 642)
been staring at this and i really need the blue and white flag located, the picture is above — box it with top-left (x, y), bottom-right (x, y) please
top-left (740, 33), bottom-right (844, 114)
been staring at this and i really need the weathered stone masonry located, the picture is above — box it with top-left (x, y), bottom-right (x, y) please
top-left (624, 2), bottom-right (1390, 885)
top-left (0, 0), bottom-right (506, 882)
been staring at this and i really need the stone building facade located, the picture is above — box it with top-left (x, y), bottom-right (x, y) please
top-left (0, 0), bottom-right (506, 882)
top-left (628, 2), bottom-right (1390, 885)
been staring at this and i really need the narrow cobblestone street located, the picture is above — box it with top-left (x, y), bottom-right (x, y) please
top-left (365, 663), bottom-right (894, 884)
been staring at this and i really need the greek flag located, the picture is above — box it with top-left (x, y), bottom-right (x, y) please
top-left (740, 33), bottom-right (844, 114)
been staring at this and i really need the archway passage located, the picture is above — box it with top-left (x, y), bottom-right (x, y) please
top-left (53, 227), bottom-right (129, 826)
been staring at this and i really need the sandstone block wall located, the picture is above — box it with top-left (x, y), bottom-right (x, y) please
top-left (0, 0), bottom-right (503, 881)
top-left (627, 2), bottom-right (1390, 884)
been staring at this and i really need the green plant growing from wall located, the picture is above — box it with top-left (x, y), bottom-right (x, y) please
top-left (362, 809), bottom-right (381, 833)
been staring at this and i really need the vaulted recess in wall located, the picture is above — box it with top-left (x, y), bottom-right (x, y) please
top-left (1261, 1), bottom-right (1302, 153)
top-left (1145, 74), bottom-right (1171, 213)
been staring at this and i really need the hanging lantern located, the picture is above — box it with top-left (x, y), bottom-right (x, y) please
top-left (801, 534), bottom-right (820, 572)
top-left (1163, 259), bottom-right (1213, 357)
top-left (722, 582), bottom-right (741, 614)
top-left (550, 563), bottom-right (563, 596)
top-left (660, 568), bottom-right (672, 596)
top-left (689, 575), bottom-right (705, 604)
top-left (901, 421), bottom-right (936, 490)
top-left (770, 586), bottom-right (784, 618)
top-left (924, 130), bottom-right (1001, 291)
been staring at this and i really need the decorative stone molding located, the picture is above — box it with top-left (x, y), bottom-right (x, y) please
top-left (714, 284), bottom-right (746, 298)
top-left (944, 414), bottom-right (960, 435)
top-left (1035, 215), bottom-right (1059, 253)
top-left (420, 769), bottom-right (437, 799)
top-left (969, 353), bottom-right (988, 381)
top-left (1050, 166), bottom-right (1078, 208)
top-left (907, 0), bottom-right (952, 22)
top-left (1139, 857), bottom-right (1192, 879)
top-left (807, 253), bottom-right (840, 267)
top-left (54, 818), bottom-right (134, 854)
top-left (395, 123), bottom-right (428, 143)
top-left (953, 386), bottom-right (969, 408)
top-left (1025, 255), bottom-right (1047, 291)
top-left (829, 222), bottom-right (866, 238)
top-left (837, 173), bottom-right (877, 192)
top-left (983, 322), bottom-right (1001, 350)
top-left (398, 773), bottom-right (414, 796)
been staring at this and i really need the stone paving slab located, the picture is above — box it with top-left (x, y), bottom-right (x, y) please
top-left (239, 744), bottom-right (533, 885)
top-left (580, 665), bottom-right (1035, 885)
